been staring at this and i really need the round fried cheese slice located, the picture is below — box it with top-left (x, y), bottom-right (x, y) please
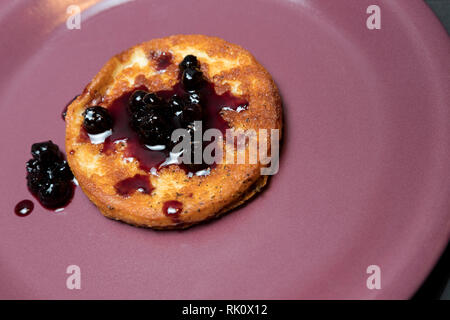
top-left (65, 34), bottom-right (282, 229)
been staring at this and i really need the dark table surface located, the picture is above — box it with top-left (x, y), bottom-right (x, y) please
top-left (426, 0), bottom-right (450, 34)
top-left (413, 0), bottom-right (449, 300)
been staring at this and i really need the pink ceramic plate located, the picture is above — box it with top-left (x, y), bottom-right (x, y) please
top-left (0, 0), bottom-right (449, 299)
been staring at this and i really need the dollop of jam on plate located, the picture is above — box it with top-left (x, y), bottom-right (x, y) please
top-left (24, 141), bottom-right (75, 210)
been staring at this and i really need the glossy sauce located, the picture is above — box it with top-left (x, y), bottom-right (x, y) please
top-left (162, 200), bottom-right (183, 218)
top-left (114, 174), bottom-right (154, 197)
top-left (151, 51), bottom-right (173, 71)
top-left (93, 82), bottom-right (247, 174)
top-left (14, 200), bottom-right (34, 217)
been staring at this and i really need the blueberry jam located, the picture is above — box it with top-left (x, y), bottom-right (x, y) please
top-left (179, 54), bottom-right (199, 70)
top-left (25, 141), bottom-right (75, 210)
top-left (150, 51), bottom-right (173, 71)
top-left (14, 200), bottom-right (34, 217)
top-left (81, 54), bottom-right (248, 176)
top-left (99, 90), bottom-right (169, 171)
top-left (83, 106), bottom-right (113, 134)
top-left (114, 174), bottom-right (154, 197)
top-left (163, 200), bottom-right (183, 218)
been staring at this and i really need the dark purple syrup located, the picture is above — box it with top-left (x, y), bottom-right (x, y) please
top-left (163, 200), bottom-right (183, 218)
top-left (14, 200), bottom-right (34, 217)
top-left (99, 88), bottom-right (168, 171)
top-left (114, 174), bottom-right (154, 197)
top-left (150, 51), bottom-right (173, 71)
top-left (94, 82), bottom-right (247, 174)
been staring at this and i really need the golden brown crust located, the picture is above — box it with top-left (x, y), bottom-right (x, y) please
top-left (65, 34), bottom-right (282, 229)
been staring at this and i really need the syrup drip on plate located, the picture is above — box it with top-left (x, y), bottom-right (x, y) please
top-left (14, 200), bottom-right (34, 217)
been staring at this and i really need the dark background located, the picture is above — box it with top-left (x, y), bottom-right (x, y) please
top-left (413, 0), bottom-right (449, 300)
top-left (426, 0), bottom-right (450, 34)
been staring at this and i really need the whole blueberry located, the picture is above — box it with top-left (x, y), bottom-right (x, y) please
top-left (26, 159), bottom-right (41, 174)
top-left (182, 103), bottom-right (203, 124)
top-left (143, 93), bottom-right (163, 106)
top-left (179, 55), bottom-right (199, 71)
top-left (167, 95), bottom-right (185, 128)
top-left (140, 126), bottom-right (170, 146)
top-left (188, 92), bottom-right (202, 105)
top-left (182, 68), bottom-right (204, 91)
top-left (168, 94), bottom-right (185, 113)
top-left (47, 161), bottom-right (74, 181)
top-left (57, 161), bottom-right (74, 180)
top-left (82, 106), bottom-right (113, 134)
top-left (38, 180), bottom-right (73, 209)
top-left (31, 141), bottom-right (63, 164)
top-left (27, 170), bottom-right (47, 194)
top-left (130, 109), bottom-right (170, 145)
top-left (130, 108), bottom-right (160, 130)
top-left (143, 94), bottom-right (170, 118)
top-left (128, 90), bottom-right (148, 113)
